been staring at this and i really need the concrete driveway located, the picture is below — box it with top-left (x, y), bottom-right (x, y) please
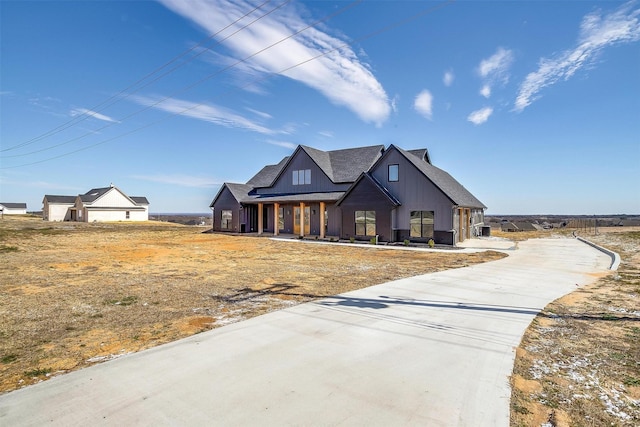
top-left (0, 238), bottom-right (612, 426)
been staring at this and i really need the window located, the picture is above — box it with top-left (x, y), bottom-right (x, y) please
top-left (410, 211), bottom-right (434, 238)
top-left (126, 211), bottom-right (130, 219)
top-left (278, 207), bottom-right (284, 231)
top-left (292, 169), bottom-right (311, 185)
top-left (221, 210), bottom-right (232, 230)
top-left (324, 209), bottom-right (328, 233)
top-left (388, 164), bottom-right (399, 182)
top-left (355, 210), bottom-right (376, 236)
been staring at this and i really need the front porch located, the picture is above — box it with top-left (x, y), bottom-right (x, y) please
top-left (253, 201), bottom-right (329, 239)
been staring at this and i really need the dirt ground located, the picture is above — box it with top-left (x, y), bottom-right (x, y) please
top-left (507, 227), bottom-right (640, 427)
top-left (0, 216), bottom-right (505, 394)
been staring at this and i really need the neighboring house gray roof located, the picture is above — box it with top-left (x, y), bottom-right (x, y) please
top-left (395, 145), bottom-right (486, 209)
top-left (45, 187), bottom-right (148, 206)
top-left (0, 203), bottom-right (27, 209)
top-left (80, 187), bottom-right (113, 203)
top-left (79, 186), bottom-right (147, 206)
top-left (43, 195), bottom-right (76, 204)
top-left (130, 197), bottom-right (149, 205)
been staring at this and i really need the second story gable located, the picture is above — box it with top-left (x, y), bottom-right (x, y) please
top-left (77, 186), bottom-right (142, 209)
top-left (254, 145), bottom-right (384, 196)
top-left (369, 145), bottom-right (485, 209)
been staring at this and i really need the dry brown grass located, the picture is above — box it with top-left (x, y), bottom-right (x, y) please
top-left (510, 227), bottom-right (640, 427)
top-left (0, 215), bottom-right (505, 394)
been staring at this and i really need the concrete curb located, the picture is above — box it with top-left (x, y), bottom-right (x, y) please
top-left (574, 234), bottom-right (620, 271)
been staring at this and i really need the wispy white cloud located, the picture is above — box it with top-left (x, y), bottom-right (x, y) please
top-left (476, 47), bottom-right (514, 99)
top-left (478, 47), bottom-right (514, 79)
top-left (480, 84), bottom-right (491, 98)
top-left (70, 108), bottom-right (120, 123)
top-left (133, 174), bottom-right (220, 187)
top-left (414, 90), bottom-right (433, 120)
top-left (515, 1), bottom-right (640, 111)
top-left (443, 70), bottom-right (454, 87)
top-left (391, 94), bottom-right (400, 114)
top-left (0, 177), bottom-right (79, 191)
top-left (266, 139), bottom-right (297, 150)
top-left (245, 107), bottom-right (272, 120)
top-left (318, 130), bottom-right (334, 138)
top-left (131, 95), bottom-right (277, 134)
top-left (158, 0), bottom-right (391, 126)
top-left (467, 107), bottom-right (493, 125)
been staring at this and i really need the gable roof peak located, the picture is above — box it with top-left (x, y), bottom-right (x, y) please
top-left (389, 145), bottom-right (486, 209)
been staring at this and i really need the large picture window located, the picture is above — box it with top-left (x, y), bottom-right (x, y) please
top-left (221, 210), bottom-right (232, 230)
top-left (410, 211), bottom-right (434, 238)
top-left (292, 169), bottom-right (311, 185)
top-left (355, 210), bottom-right (376, 236)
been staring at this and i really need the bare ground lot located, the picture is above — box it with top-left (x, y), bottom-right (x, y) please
top-left (507, 227), bottom-right (640, 427)
top-left (0, 216), bottom-right (505, 394)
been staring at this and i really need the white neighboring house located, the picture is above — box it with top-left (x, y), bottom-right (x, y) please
top-left (43, 185), bottom-right (149, 222)
top-left (0, 203), bottom-right (27, 215)
top-left (42, 196), bottom-right (76, 221)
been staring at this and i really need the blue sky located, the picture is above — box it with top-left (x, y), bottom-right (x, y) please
top-left (1, 0), bottom-right (639, 214)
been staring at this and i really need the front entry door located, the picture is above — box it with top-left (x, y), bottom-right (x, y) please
top-left (293, 206), bottom-right (310, 235)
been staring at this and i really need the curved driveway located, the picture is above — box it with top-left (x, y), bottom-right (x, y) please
top-left (0, 238), bottom-right (612, 426)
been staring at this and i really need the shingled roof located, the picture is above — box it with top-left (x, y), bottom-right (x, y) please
top-left (247, 145), bottom-right (385, 189)
top-left (246, 156), bottom-right (289, 187)
top-left (299, 145), bottom-right (385, 183)
top-left (395, 145), bottom-right (486, 209)
top-left (43, 195), bottom-right (76, 204)
top-left (130, 197), bottom-right (149, 205)
top-left (45, 186), bottom-right (147, 206)
top-left (0, 202), bottom-right (27, 209)
top-left (225, 183), bottom-right (256, 203)
top-left (80, 187), bottom-right (112, 203)
top-left (324, 145), bottom-right (385, 183)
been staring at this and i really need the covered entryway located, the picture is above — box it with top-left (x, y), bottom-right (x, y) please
top-left (294, 205), bottom-right (310, 236)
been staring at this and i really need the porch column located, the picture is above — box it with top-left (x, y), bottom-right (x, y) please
top-left (299, 202), bottom-right (305, 237)
top-left (319, 202), bottom-right (326, 239)
top-left (466, 208), bottom-right (471, 239)
top-left (458, 208), bottom-right (464, 243)
top-left (273, 202), bottom-right (279, 236)
top-left (258, 202), bottom-right (263, 235)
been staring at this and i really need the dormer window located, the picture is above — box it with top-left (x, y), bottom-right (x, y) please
top-left (388, 164), bottom-right (399, 182)
top-left (293, 169), bottom-right (311, 185)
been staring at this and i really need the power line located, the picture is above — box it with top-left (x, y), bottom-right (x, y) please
top-left (0, 0), bottom-right (280, 154)
top-left (2, 0), bottom-right (294, 160)
top-left (1, 0), bottom-right (453, 169)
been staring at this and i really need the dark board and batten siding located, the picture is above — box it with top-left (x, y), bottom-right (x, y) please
top-left (212, 187), bottom-right (241, 232)
top-left (256, 150), bottom-right (350, 195)
top-left (338, 176), bottom-right (396, 242)
top-left (370, 148), bottom-right (455, 232)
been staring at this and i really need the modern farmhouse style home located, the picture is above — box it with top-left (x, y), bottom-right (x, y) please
top-left (210, 144), bottom-right (485, 245)
top-left (43, 185), bottom-right (149, 222)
